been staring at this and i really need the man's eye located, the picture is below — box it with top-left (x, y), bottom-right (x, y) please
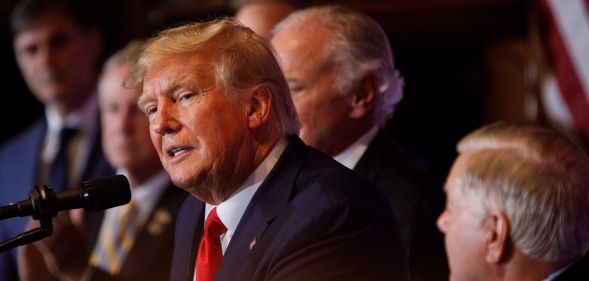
top-left (289, 85), bottom-right (304, 94)
top-left (179, 93), bottom-right (194, 101)
top-left (22, 44), bottom-right (38, 56)
top-left (145, 106), bottom-right (157, 116)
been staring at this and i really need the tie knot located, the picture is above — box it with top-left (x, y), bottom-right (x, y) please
top-left (59, 127), bottom-right (79, 145)
top-left (205, 207), bottom-right (227, 238)
top-left (47, 127), bottom-right (79, 190)
top-left (120, 202), bottom-right (139, 218)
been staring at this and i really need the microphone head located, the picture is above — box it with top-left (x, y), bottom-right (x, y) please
top-left (81, 175), bottom-right (131, 212)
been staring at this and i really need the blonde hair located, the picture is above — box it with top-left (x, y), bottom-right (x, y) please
top-left (128, 18), bottom-right (300, 135)
top-left (453, 122), bottom-right (589, 261)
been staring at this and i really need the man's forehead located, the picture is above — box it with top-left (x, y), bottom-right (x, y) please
top-left (146, 53), bottom-right (215, 76)
top-left (141, 64), bottom-right (214, 96)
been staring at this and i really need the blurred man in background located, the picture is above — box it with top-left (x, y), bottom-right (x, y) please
top-left (16, 40), bottom-right (188, 281)
top-left (0, 0), bottom-right (113, 279)
top-left (271, 5), bottom-right (447, 280)
top-left (233, 0), bottom-right (297, 38)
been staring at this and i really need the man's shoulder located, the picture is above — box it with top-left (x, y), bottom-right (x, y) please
top-left (288, 142), bottom-right (394, 219)
top-left (555, 253), bottom-right (589, 281)
top-left (356, 130), bottom-right (442, 207)
top-left (0, 119), bottom-right (45, 153)
top-left (247, 145), bottom-right (408, 280)
top-left (0, 119), bottom-right (45, 198)
top-left (361, 130), bottom-right (430, 175)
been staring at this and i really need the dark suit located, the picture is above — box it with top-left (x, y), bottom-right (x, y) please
top-left (0, 117), bottom-right (114, 281)
top-left (354, 130), bottom-right (448, 281)
top-left (89, 183), bottom-right (188, 281)
top-left (171, 136), bottom-right (410, 281)
top-left (554, 252), bottom-right (589, 281)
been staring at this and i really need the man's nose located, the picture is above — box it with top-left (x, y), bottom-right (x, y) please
top-left (151, 100), bottom-right (181, 135)
top-left (436, 210), bottom-right (448, 234)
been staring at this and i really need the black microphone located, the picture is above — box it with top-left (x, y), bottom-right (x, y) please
top-left (0, 175), bottom-right (131, 220)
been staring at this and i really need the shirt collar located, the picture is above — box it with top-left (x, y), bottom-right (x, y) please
top-left (205, 137), bottom-right (288, 247)
top-left (333, 126), bottom-right (379, 169)
top-left (543, 258), bottom-right (579, 281)
top-left (46, 92), bottom-right (99, 135)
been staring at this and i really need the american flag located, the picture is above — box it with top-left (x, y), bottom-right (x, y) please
top-left (537, 0), bottom-right (589, 146)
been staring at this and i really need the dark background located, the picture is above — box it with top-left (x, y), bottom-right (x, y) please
top-left (0, 0), bottom-right (529, 183)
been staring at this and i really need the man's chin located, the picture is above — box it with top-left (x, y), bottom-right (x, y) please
top-left (37, 90), bottom-right (66, 104)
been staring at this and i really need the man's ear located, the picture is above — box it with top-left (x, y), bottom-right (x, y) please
top-left (248, 84), bottom-right (272, 129)
top-left (349, 73), bottom-right (376, 119)
top-left (484, 211), bottom-right (510, 264)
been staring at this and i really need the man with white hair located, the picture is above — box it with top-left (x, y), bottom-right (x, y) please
top-left (437, 122), bottom-right (589, 281)
top-left (271, 6), bottom-right (447, 280)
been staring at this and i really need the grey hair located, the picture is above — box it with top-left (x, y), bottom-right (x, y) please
top-left (128, 18), bottom-right (300, 135)
top-left (453, 122), bottom-right (589, 261)
top-left (272, 5), bottom-right (404, 128)
top-left (99, 39), bottom-right (145, 98)
top-left (102, 39), bottom-right (145, 74)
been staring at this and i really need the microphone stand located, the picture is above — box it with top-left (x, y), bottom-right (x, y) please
top-left (0, 185), bottom-right (56, 253)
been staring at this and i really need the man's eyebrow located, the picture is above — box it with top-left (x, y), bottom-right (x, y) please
top-left (137, 94), bottom-right (151, 110)
top-left (136, 81), bottom-right (189, 109)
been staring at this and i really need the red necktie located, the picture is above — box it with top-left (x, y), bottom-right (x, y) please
top-left (196, 207), bottom-right (227, 281)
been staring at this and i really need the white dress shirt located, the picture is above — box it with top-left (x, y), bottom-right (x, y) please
top-left (204, 137), bottom-right (288, 254)
top-left (40, 93), bottom-right (99, 187)
top-left (333, 126), bottom-right (378, 170)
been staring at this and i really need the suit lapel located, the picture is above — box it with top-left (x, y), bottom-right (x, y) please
top-left (172, 196), bottom-right (205, 281)
top-left (120, 183), bottom-right (185, 280)
top-left (215, 136), bottom-right (308, 281)
top-left (215, 205), bottom-right (269, 280)
top-left (25, 120), bottom-right (47, 189)
top-left (6, 118), bottom-right (47, 192)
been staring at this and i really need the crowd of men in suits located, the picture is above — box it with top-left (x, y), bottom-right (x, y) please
top-left (0, 0), bottom-right (587, 280)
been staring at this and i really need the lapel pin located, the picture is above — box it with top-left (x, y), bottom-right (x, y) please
top-left (249, 237), bottom-right (256, 251)
top-left (147, 208), bottom-right (172, 236)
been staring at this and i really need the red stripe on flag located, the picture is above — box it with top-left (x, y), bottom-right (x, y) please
top-left (539, 0), bottom-right (589, 142)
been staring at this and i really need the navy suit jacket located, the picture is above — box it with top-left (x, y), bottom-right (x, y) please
top-left (354, 131), bottom-right (448, 281)
top-left (171, 136), bottom-right (410, 281)
top-left (0, 117), bottom-right (114, 281)
top-left (554, 252), bottom-right (589, 281)
top-left (89, 183), bottom-right (188, 281)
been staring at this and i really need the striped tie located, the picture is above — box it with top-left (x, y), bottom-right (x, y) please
top-left (90, 202), bottom-right (140, 275)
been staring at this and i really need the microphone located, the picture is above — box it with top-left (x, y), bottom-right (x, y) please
top-left (0, 175), bottom-right (131, 220)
